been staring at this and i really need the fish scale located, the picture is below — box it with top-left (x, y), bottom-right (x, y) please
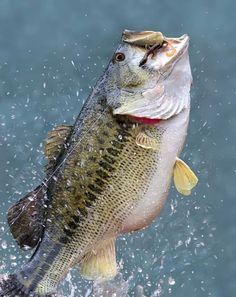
top-left (1, 30), bottom-right (197, 297)
top-left (22, 107), bottom-right (161, 293)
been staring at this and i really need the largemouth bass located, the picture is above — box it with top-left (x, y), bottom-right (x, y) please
top-left (0, 30), bottom-right (198, 297)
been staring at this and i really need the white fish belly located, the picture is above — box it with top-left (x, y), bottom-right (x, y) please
top-left (121, 108), bottom-right (190, 233)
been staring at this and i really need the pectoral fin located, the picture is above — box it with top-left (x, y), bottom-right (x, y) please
top-left (80, 238), bottom-right (117, 281)
top-left (7, 185), bottom-right (46, 250)
top-left (173, 158), bottom-right (198, 196)
top-left (135, 132), bottom-right (159, 151)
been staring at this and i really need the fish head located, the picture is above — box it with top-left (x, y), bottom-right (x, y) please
top-left (104, 30), bottom-right (192, 120)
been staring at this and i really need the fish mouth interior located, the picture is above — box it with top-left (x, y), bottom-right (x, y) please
top-left (164, 34), bottom-right (189, 52)
top-left (151, 34), bottom-right (190, 67)
top-left (169, 35), bottom-right (189, 56)
top-left (122, 30), bottom-right (189, 67)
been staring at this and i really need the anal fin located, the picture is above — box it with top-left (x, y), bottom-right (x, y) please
top-left (7, 185), bottom-right (47, 250)
top-left (173, 157), bottom-right (198, 196)
top-left (80, 238), bottom-right (117, 282)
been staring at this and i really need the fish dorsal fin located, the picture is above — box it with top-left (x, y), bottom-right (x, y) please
top-left (7, 185), bottom-right (46, 250)
top-left (135, 132), bottom-right (159, 151)
top-left (173, 157), bottom-right (198, 196)
top-left (44, 124), bottom-right (72, 168)
top-left (80, 238), bottom-right (117, 281)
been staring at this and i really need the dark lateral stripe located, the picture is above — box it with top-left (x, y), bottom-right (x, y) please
top-left (86, 191), bottom-right (97, 201)
top-left (63, 228), bottom-right (74, 237)
top-left (96, 169), bottom-right (110, 179)
top-left (103, 154), bottom-right (115, 164)
top-left (68, 221), bottom-right (77, 229)
top-left (99, 160), bottom-right (114, 172)
top-left (41, 262), bottom-right (50, 270)
top-left (72, 214), bottom-right (80, 223)
top-left (95, 178), bottom-right (106, 187)
top-left (85, 200), bottom-right (93, 208)
top-left (59, 236), bottom-right (69, 244)
top-left (88, 184), bottom-right (103, 194)
top-left (111, 140), bottom-right (125, 149)
top-left (107, 147), bottom-right (120, 156)
top-left (79, 207), bottom-right (88, 217)
top-left (27, 243), bottom-right (62, 291)
top-left (116, 128), bottom-right (132, 138)
top-left (29, 274), bottom-right (43, 291)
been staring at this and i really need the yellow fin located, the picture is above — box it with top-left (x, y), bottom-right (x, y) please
top-left (136, 132), bottom-right (159, 151)
top-left (44, 124), bottom-right (72, 168)
top-left (173, 158), bottom-right (198, 196)
top-left (80, 238), bottom-right (117, 282)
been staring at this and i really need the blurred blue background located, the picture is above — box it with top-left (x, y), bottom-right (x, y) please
top-left (0, 0), bottom-right (235, 296)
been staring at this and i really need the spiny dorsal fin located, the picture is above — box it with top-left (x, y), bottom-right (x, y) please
top-left (80, 238), bottom-right (117, 282)
top-left (7, 185), bottom-right (47, 250)
top-left (135, 132), bottom-right (160, 151)
top-left (173, 157), bottom-right (198, 196)
top-left (44, 124), bottom-right (72, 168)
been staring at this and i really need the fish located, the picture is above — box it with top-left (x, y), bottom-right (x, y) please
top-left (0, 29), bottom-right (198, 297)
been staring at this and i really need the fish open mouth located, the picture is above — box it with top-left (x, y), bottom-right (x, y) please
top-left (160, 34), bottom-right (189, 67)
top-left (122, 30), bottom-right (189, 68)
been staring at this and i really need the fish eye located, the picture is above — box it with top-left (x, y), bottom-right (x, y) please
top-left (114, 52), bottom-right (125, 62)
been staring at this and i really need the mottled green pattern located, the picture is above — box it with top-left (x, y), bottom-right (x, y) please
top-left (0, 1), bottom-right (235, 296)
top-left (27, 103), bottom-right (164, 293)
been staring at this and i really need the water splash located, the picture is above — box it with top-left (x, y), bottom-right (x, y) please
top-left (91, 273), bottom-right (130, 297)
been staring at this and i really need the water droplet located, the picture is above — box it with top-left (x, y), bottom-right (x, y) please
top-left (1, 241), bottom-right (7, 249)
top-left (168, 276), bottom-right (175, 286)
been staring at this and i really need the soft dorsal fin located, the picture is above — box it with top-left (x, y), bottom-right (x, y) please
top-left (80, 238), bottom-right (117, 281)
top-left (44, 124), bottom-right (72, 169)
top-left (7, 185), bottom-right (47, 250)
top-left (173, 157), bottom-right (198, 196)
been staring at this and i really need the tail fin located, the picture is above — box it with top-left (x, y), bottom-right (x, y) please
top-left (0, 274), bottom-right (57, 297)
